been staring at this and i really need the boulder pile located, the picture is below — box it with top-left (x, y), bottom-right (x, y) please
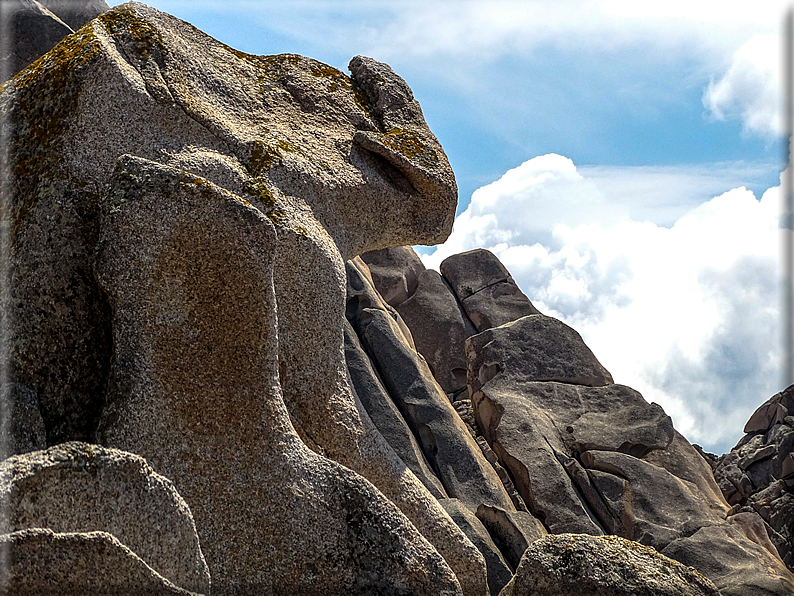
top-left (1, 3), bottom-right (792, 594)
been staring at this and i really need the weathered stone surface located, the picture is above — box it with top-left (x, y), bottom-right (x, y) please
top-left (346, 256), bottom-right (416, 350)
top-left (745, 387), bottom-right (794, 433)
top-left (344, 319), bottom-right (448, 499)
top-left (440, 249), bottom-right (540, 331)
top-left (440, 499), bottom-right (514, 596)
top-left (468, 314), bottom-right (614, 388)
top-left (1, 0), bottom-right (72, 84)
top-left (398, 268), bottom-right (478, 394)
top-left (359, 306), bottom-right (516, 515)
top-left (642, 431), bottom-right (730, 516)
top-left (662, 521), bottom-right (794, 596)
top-left (580, 449), bottom-right (723, 551)
top-left (475, 504), bottom-right (547, 569)
top-left (94, 156), bottom-right (461, 595)
top-left (0, 382), bottom-right (47, 459)
top-left (467, 373), bottom-right (674, 535)
top-left (0, 441), bottom-right (209, 593)
top-left (0, 528), bottom-right (201, 596)
top-left (500, 533), bottom-right (720, 596)
top-left (360, 245), bottom-right (426, 307)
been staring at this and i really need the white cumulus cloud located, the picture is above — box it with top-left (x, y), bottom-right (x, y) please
top-left (703, 34), bottom-right (782, 138)
top-left (422, 154), bottom-right (785, 454)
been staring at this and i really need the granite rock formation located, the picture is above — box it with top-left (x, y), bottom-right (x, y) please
top-left (2, 3), bottom-right (794, 595)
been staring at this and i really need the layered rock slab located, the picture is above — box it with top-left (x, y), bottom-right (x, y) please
top-left (0, 441), bottom-right (209, 593)
top-left (398, 268), bottom-right (478, 395)
top-left (358, 305), bottom-right (515, 515)
top-left (500, 533), bottom-right (720, 596)
top-left (94, 156), bottom-right (461, 595)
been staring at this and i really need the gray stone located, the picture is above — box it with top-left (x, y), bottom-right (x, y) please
top-left (468, 314), bottom-right (614, 389)
top-left (344, 319), bottom-right (448, 500)
top-left (360, 245), bottom-right (426, 307)
top-left (94, 156), bottom-right (461, 596)
top-left (440, 249), bottom-right (540, 331)
top-left (580, 450), bottom-right (724, 551)
top-left (1, 0), bottom-right (73, 84)
top-left (359, 306), bottom-right (516, 516)
top-left (440, 499), bottom-right (514, 596)
top-left (37, 0), bottom-right (109, 31)
top-left (398, 268), bottom-right (478, 394)
top-left (745, 386), bottom-right (794, 433)
top-left (346, 256), bottom-right (416, 350)
top-left (713, 388), bottom-right (794, 573)
top-left (475, 504), bottom-right (547, 569)
top-left (0, 528), bottom-right (201, 596)
top-left (662, 521), bottom-right (794, 596)
top-left (0, 441), bottom-right (209, 593)
top-left (0, 0), bottom-right (109, 84)
top-left (501, 533), bottom-right (720, 596)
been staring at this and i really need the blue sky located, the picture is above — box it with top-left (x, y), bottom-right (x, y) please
top-left (115, 1), bottom-right (791, 454)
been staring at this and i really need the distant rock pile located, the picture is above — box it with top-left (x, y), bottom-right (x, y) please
top-left (712, 385), bottom-right (794, 571)
top-left (1, 3), bottom-right (793, 595)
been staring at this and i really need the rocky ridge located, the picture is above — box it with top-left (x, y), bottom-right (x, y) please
top-left (0, 3), bottom-right (793, 595)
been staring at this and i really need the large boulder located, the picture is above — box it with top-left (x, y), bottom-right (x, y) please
top-left (500, 533), bottom-right (720, 596)
top-left (0, 441), bottom-right (209, 593)
top-left (661, 519), bottom-right (794, 596)
top-left (398, 268), bottom-right (478, 395)
top-left (440, 249), bottom-right (541, 331)
top-left (713, 385), bottom-right (794, 570)
top-left (360, 246), bottom-right (426, 307)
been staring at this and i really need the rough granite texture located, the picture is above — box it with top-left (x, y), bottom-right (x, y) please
top-left (0, 441), bottom-right (209, 593)
top-left (93, 155), bottom-right (462, 595)
top-left (500, 533), bottom-right (720, 596)
top-left (0, 528), bottom-right (202, 595)
top-left (360, 245), bottom-right (426, 308)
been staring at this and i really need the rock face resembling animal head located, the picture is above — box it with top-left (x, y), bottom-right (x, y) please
top-left (0, 1), bottom-right (458, 445)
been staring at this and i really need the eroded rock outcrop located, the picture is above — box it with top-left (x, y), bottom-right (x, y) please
top-left (2, 3), bottom-right (483, 593)
top-left (713, 384), bottom-right (794, 572)
top-left (4, 3), bottom-right (794, 594)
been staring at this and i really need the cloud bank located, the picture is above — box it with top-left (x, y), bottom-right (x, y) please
top-left (422, 154), bottom-right (784, 454)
